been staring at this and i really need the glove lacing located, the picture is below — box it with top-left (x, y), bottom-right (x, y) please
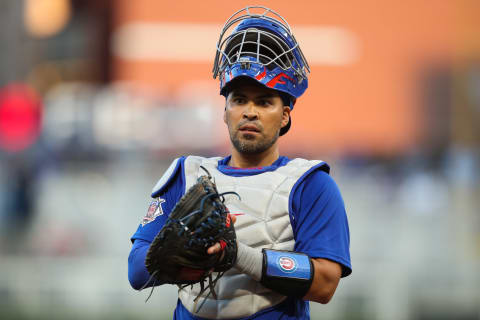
top-left (141, 188), bottom-right (240, 311)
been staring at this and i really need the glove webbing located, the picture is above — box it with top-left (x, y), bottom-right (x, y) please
top-left (173, 190), bottom-right (239, 248)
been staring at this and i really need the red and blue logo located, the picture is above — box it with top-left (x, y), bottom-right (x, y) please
top-left (277, 256), bottom-right (297, 273)
top-left (141, 198), bottom-right (165, 226)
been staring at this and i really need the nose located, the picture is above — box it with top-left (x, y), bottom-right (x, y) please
top-left (242, 102), bottom-right (258, 120)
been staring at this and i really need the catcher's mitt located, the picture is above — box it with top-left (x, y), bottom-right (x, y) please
top-left (143, 166), bottom-right (238, 303)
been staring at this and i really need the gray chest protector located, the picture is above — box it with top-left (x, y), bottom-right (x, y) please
top-left (167, 156), bottom-right (325, 319)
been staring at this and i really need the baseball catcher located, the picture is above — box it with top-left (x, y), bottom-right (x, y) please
top-left (128, 6), bottom-right (352, 320)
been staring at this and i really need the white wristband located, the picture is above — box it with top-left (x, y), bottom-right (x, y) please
top-left (234, 241), bottom-right (263, 281)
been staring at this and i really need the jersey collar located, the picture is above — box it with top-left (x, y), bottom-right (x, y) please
top-left (217, 155), bottom-right (291, 176)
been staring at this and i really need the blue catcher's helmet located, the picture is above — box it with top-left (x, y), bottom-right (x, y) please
top-left (213, 6), bottom-right (310, 135)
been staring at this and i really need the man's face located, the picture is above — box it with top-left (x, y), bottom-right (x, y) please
top-left (224, 81), bottom-right (290, 155)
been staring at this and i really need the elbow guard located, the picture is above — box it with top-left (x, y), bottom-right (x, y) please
top-left (260, 249), bottom-right (314, 298)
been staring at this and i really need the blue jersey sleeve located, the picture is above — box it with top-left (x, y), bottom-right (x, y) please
top-left (128, 239), bottom-right (153, 290)
top-left (290, 167), bottom-right (352, 277)
top-left (130, 157), bottom-right (186, 243)
top-left (128, 157), bottom-right (186, 290)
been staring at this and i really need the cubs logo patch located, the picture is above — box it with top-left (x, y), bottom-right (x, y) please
top-left (141, 198), bottom-right (165, 226)
top-left (277, 256), bottom-right (297, 273)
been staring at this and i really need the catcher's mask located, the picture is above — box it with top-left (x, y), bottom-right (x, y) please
top-left (213, 6), bottom-right (310, 135)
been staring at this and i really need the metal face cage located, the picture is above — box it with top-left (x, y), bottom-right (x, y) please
top-left (212, 6), bottom-right (310, 82)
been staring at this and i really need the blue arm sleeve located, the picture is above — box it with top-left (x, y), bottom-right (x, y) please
top-left (128, 239), bottom-right (154, 290)
top-left (291, 168), bottom-right (352, 277)
top-left (128, 158), bottom-right (186, 290)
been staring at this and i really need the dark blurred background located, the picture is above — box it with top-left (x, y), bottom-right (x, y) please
top-left (0, 1), bottom-right (479, 319)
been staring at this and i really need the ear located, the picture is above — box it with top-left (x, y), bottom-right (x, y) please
top-left (281, 106), bottom-right (291, 127)
top-left (223, 104), bottom-right (227, 124)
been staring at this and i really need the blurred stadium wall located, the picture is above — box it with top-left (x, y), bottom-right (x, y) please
top-left (0, 0), bottom-right (479, 319)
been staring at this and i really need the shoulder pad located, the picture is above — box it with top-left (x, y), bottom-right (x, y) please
top-left (299, 161), bottom-right (331, 180)
top-left (151, 157), bottom-right (185, 197)
top-left (289, 158), bottom-right (330, 175)
top-left (317, 161), bottom-right (330, 174)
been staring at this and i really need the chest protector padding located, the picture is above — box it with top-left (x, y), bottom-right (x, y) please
top-left (178, 156), bottom-right (325, 319)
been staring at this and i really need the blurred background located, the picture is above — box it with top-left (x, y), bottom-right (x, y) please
top-left (0, 0), bottom-right (479, 319)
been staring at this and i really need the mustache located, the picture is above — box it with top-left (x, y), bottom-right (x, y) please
top-left (236, 120), bottom-right (263, 131)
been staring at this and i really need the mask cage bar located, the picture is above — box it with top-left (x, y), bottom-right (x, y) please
top-left (220, 28), bottom-right (297, 72)
top-left (213, 6), bottom-right (310, 80)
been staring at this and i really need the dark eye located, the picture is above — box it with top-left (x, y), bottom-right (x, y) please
top-left (232, 97), bottom-right (246, 104)
top-left (257, 99), bottom-right (272, 106)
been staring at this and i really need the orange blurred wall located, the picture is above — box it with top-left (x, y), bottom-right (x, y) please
top-left (111, 0), bottom-right (470, 156)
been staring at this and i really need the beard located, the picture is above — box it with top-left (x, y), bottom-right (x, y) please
top-left (229, 124), bottom-right (280, 155)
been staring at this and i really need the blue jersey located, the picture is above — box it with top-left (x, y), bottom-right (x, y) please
top-left (129, 156), bottom-right (351, 319)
